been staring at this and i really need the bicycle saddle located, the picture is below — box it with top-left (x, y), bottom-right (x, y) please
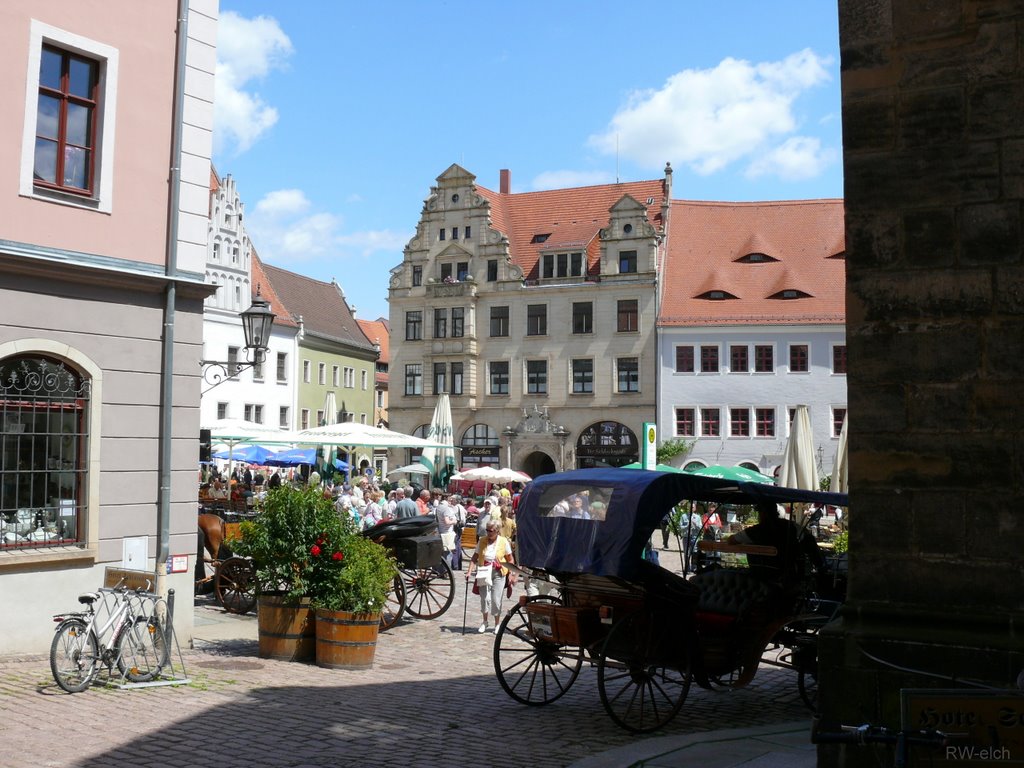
top-left (78, 592), bottom-right (100, 604)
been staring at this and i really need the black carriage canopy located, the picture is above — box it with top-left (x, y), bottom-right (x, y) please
top-left (515, 468), bottom-right (848, 580)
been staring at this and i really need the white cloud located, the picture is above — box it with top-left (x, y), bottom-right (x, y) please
top-left (214, 11), bottom-right (293, 156)
top-left (589, 49), bottom-right (832, 179)
top-left (531, 169), bottom-right (615, 191)
top-left (247, 190), bottom-right (406, 267)
top-left (254, 188), bottom-right (310, 218)
top-left (745, 136), bottom-right (838, 181)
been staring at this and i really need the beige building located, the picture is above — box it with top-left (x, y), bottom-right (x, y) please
top-left (388, 164), bottom-right (671, 477)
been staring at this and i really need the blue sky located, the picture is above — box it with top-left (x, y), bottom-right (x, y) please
top-left (213, 1), bottom-right (842, 321)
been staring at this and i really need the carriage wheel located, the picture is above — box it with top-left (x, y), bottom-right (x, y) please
top-left (493, 595), bottom-right (583, 706)
top-left (215, 557), bottom-right (257, 615)
top-left (400, 560), bottom-right (455, 619)
top-left (795, 646), bottom-right (818, 710)
top-left (379, 574), bottom-right (406, 631)
top-left (597, 611), bottom-right (691, 733)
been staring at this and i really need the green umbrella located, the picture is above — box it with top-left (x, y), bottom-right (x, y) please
top-left (685, 464), bottom-right (774, 484)
top-left (620, 462), bottom-right (685, 473)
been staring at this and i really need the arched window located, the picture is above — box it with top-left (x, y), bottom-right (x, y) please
top-left (461, 424), bottom-right (498, 445)
top-left (0, 355), bottom-right (90, 550)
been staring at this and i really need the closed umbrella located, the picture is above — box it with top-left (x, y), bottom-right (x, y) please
top-left (418, 393), bottom-right (456, 488)
top-left (779, 404), bottom-right (818, 490)
top-left (830, 415), bottom-right (848, 493)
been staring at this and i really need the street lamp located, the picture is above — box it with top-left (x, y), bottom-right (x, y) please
top-left (552, 424), bottom-right (570, 471)
top-left (200, 294), bottom-right (276, 392)
top-left (502, 425), bottom-right (518, 467)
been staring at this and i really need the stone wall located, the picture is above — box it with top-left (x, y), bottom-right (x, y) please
top-left (820, 1), bottom-right (1024, 764)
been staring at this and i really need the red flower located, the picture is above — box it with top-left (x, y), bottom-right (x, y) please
top-left (332, 551), bottom-right (344, 561)
top-left (310, 545), bottom-right (321, 556)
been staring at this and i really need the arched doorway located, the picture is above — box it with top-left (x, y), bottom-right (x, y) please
top-left (575, 421), bottom-right (638, 469)
top-left (521, 450), bottom-right (555, 480)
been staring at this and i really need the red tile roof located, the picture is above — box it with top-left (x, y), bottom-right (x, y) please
top-left (660, 199), bottom-right (846, 327)
top-left (477, 179), bottom-right (667, 279)
top-left (356, 318), bottom-right (390, 364)
top-left (250, 250), bottom-right (298, 328)
top-left (260, 262), bottom-right (374, 351)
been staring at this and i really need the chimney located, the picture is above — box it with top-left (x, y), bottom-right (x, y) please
top-left (500, 169), bottom-right (511, 194)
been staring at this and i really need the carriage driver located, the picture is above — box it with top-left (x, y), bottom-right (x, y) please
top-left (728, 501), bottom-right (825, 584)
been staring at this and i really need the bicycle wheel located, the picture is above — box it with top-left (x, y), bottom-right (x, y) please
top-left (597, 611), bottom-right (691, 733)
top-left (116, 615), bottom-right (169, 683)
top-left (494, 595), bottom-right (583, 706)
top-left (379, 574), bottom-right (406, 631)
top-left (401, 559), bottom-right (455, 619)
top-left (50, 618), bottom-right (99, 693)
top-left (215, 557), bottom-right (257, 614)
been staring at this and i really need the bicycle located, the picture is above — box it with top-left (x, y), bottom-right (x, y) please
top-left (811, 717), bottom-right (958, 768)
top-left (49, 578), bottom-right (169, 693)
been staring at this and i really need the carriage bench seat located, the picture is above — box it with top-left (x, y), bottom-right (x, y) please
top-left (691, 568), bottom-right (778, 633)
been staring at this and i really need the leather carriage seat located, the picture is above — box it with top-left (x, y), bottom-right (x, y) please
top-left (691, 569), bottom-right (776, 631)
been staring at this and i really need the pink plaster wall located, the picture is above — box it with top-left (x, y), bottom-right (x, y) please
top-left (0, 1), bottom-right (178, 267)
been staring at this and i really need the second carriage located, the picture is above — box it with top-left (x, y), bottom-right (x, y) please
top-left (362, 515), bottom-right (456, 629)
top-left (492, 467), bottom-right (847, 733)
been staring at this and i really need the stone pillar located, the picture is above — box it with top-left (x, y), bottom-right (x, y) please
top-left (820, 1), bottom-right (1024, 765)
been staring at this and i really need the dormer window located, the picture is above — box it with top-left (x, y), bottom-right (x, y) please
top-left (770, 289), bottom-right (811, 300)
top-left (828, 251), bottom-right (846, 259)
top-left (541, 252), bottom-right (584, 279)
top-left (737, 253), bottom-right (778, 263)
top-left (531, 233), bottom-right (551, 244)
top-left (698, 290), bottom-right (737, 300)
top-left (623, 224), bottom-right (633, 235)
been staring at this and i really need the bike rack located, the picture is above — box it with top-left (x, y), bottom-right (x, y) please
top-left (92, 571), bottom-right (191, 690)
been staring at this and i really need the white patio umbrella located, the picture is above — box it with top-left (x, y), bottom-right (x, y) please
top-left (322, 391), bottom-right (338, 479)
top-left (387, 463), bottom-right (431, 477)
top-left (779, 405), bottom-right (818, 491)
top-left (831, 414), bottom-right (849, 494)
top-left (297, 423), bottom-right (446, 450)
top-left (450, 466), bottom-right (532, 484)
top-left (201, 418), bottom-right (303, 480)
top-left (418, 394), bottom-right (456, 488)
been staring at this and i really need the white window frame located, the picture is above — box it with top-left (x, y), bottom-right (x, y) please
top-left (788, 341), bottom-right (811, 374)
top-left (332, 365), bottom-right (340, 387)
top-left (615, 356), bottom-right (640, 393)
top-left (20, 21), bottom-right (120, 212)
top-left (318, 362), bottom-right (326, 386)
top-left (361, 369), bottom-right (368, 390)
top-left (302, 359), bottom-right (311, 384)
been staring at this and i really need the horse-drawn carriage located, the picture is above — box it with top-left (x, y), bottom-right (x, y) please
top-left (196, 502), bottom-right (257, 614)
top-left (361, 515), bottom-right (456, 629)
top-left (493, 468), bottom-right (847, 733)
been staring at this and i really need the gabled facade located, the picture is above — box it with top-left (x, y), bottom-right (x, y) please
top-left (199, 172), bottom-right (299, 432)
top-left (356, 317), bottom-right (390, 423)
top-left (0, 0), bottom-right (217, 651)
top-left (388, 165), bottom-right (671, 477)
top-left (261, 265), bottom-right (378, 467)
top-left (657, 199), bottom-right (847, 478)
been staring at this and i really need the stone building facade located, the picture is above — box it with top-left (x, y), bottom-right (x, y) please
top-left (387, 164), bottom-right (671, 477)
top-left (819, 1), bottom-right (1024, 764)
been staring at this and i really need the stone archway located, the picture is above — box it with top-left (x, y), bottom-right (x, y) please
top-left (520, 450), bottom-right (555, 480)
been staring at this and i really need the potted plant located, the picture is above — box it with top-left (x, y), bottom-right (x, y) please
top-left (307, 523), bottom-right (396, 670)
top-left (233, 486), bottom-right (340, 661)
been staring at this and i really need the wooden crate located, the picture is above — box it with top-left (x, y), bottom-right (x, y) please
top-left (525, 602), bottom-right (600, 647)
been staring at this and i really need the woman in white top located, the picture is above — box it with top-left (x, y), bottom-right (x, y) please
top-left (466, 521), bottom-right (516, 633)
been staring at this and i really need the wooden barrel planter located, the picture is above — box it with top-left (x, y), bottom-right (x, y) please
top-left (315, 610), bottom-right (381, 670)
top-left (258, 595), bottom-right (315, 662)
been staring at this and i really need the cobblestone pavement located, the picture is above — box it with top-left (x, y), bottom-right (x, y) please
top-left (0, 570), bottom-right (812, 768)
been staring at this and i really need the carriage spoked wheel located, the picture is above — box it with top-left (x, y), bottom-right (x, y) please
top-left (214, 557), bottom-right (257, 614)
top-left (793, 644), bottom-right (818, 710)
top-left (379, 574), bottom-right (406, 631)
top-left (596, 610), bottom-right (691, 733)
top-left (400, 560), bottom-right (455, 619)
top-left (493, 595), bottom-right (583, 706)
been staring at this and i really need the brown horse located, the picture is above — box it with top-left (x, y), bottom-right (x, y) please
top-left (198, 512), bottom-right (231, 560)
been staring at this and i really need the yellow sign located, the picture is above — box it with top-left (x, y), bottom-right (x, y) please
top-left (902, 689), bottom-right (1024, 765)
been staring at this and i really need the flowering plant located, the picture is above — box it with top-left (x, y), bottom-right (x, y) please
top-left (308, 529), bottom-right (395, 615)
top-left (233, 486), bottom-right (345, 603)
